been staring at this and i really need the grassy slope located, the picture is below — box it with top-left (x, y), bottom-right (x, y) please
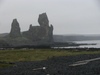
top-left (0, 49), bottom-right (100, 68)
top-left (0, 49), bottom-right (100, 62)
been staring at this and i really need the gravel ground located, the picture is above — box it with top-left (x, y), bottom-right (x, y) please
top-left (0, 54), bottom-right (100, 75)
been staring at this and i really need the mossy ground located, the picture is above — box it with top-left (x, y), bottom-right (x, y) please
top-left (0, 49), bottom-right (100, 68)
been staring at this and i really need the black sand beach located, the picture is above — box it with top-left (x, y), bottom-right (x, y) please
top-left (0, 54), bottom-right (100, 75)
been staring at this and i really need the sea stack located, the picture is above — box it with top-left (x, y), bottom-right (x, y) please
top-left (38, 13), bottom-right (49, 27)
top-left (9, 19), bottom-right (21, 38)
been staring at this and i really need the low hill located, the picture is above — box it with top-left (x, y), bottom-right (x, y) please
top-left (53, 34), bottom-right (100, 42)
top-left (0, 33), bottom-right (8, 38)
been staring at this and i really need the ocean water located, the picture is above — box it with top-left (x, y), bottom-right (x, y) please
top-left (53, 40), bottom-right (100, 49)
top-left (74, 40), bottom-right (100, 48)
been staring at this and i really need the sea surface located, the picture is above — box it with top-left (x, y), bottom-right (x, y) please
top-left (74, 40), bottom-right (100, 48)
top-left (54, 40), bottom-right (100, 49)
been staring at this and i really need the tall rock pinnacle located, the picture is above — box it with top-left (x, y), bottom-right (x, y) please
top-left (38, 13), bottom-right (49, 27)
top-left (9, 19), bottom-right (21, 38)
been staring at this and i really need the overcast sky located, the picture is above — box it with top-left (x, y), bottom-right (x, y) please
top-left (0, 0), bottom-right (100, 35)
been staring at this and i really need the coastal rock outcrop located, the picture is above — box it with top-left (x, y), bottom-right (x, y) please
top-left (2, 13), bottom-right (54, 46)
top-left (9, 19), bottom-right (21, 38)
top-left (22, 13), bottom-right (53, 44)
top-left (38, 13), bottom-right (49, 27)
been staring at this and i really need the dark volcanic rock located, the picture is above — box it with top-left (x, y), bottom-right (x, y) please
top-left (9, 19), bottom-right (21, 38)
top-left (38, 13), bottom-right (49, 27)
top-left (22, 13), bottom-right (54, 45)
top-left (0, 39), bottom-right (10, 48)
top-left (0, 13), bottom-right (53, 47)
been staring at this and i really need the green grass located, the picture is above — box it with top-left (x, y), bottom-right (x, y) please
top-left (0, 49), bottom-right (100, 68)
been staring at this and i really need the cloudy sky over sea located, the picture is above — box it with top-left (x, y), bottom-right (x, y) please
top-left (0, 0), bottom-right (100, 34)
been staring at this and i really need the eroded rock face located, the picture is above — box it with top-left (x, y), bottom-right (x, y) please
top-left (9, 19), bottom-right (21, 38)
top-left (38, 13), bottom-right (49, 27)
top-left (22, 13), bottom-right (54, 44)
top-left (38, 13), bottom-right (53, 42)
top-left (8, 13), bottom-right (53, 46)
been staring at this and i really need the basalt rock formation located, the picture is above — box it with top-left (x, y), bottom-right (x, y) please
top-left (9, 19), bottom-right (21, 38)
top-left (38, 13), bottom-right (49, 27)
top-left (5, 13), bottom-right (54, 46)
top-left (22, 13), bottom-right (53, 45)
